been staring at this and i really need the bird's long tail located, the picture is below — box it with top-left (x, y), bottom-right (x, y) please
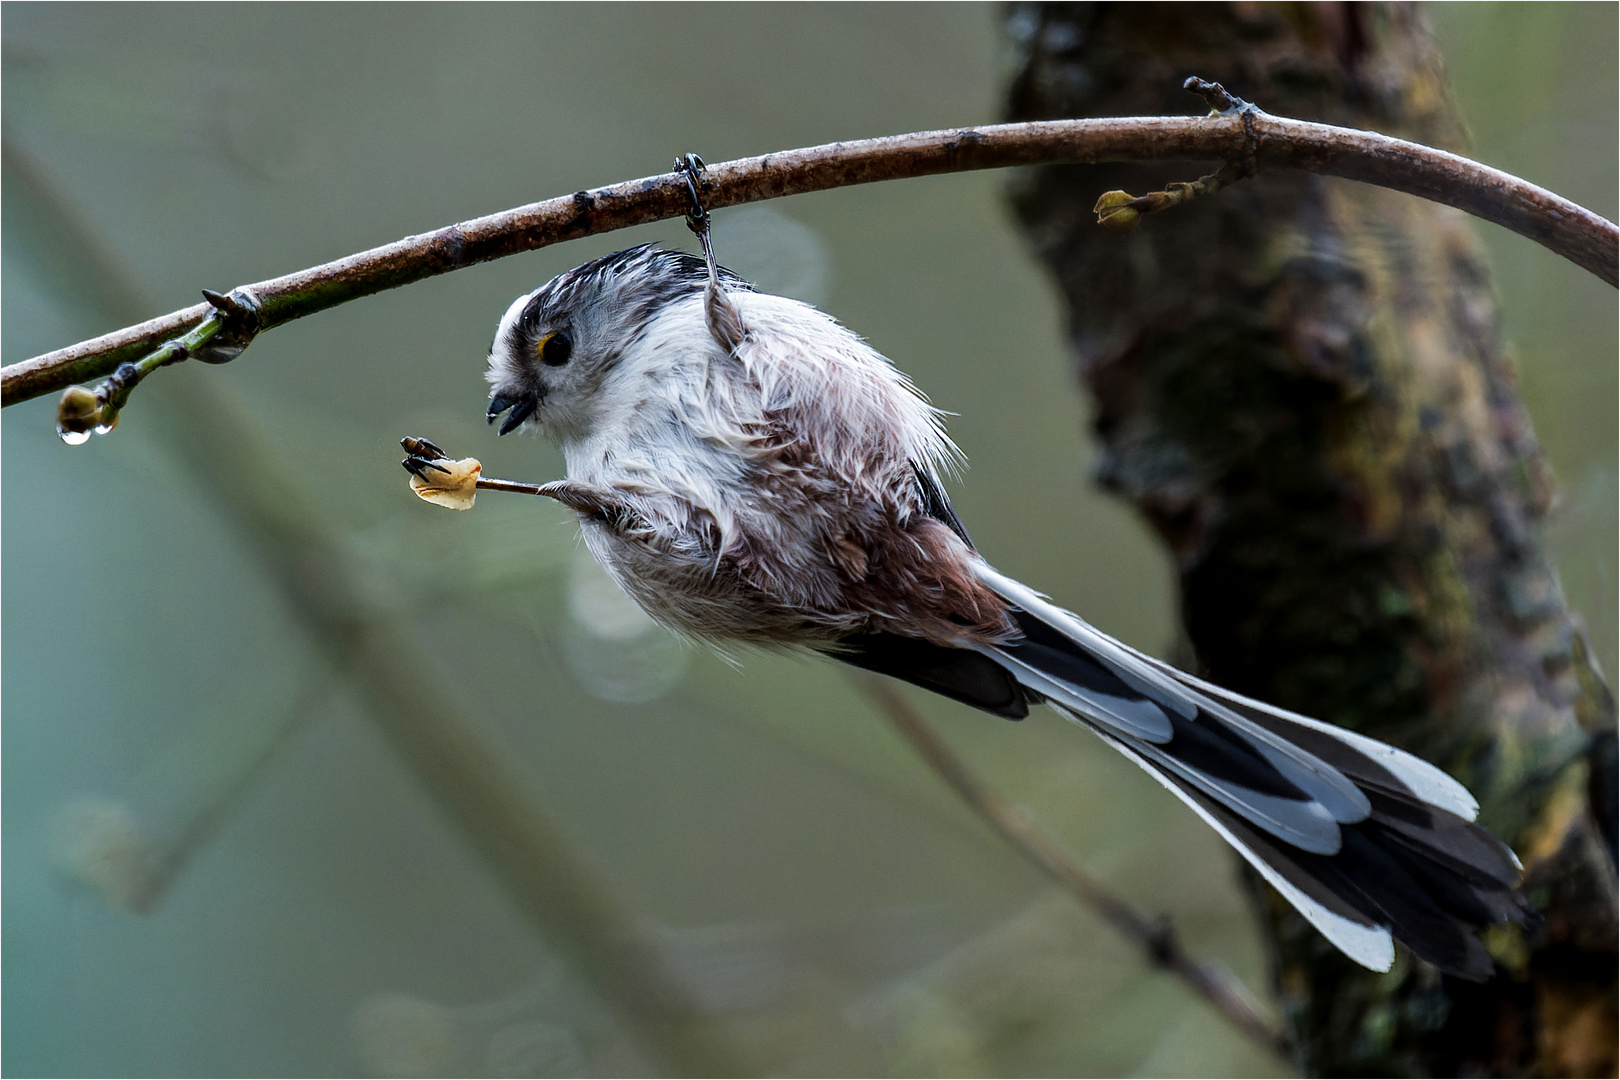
top-left (934, 564), bottom-right (1526, 979)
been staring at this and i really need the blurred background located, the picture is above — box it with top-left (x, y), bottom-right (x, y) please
top-left (2, 4), bottom-right (1613, 1076)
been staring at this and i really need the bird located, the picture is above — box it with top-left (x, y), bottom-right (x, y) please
top-left (467, 231), bottom-right (1526, 981)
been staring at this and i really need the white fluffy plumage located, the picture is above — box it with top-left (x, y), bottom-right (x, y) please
top-left (486, 245), bottom-right (1005, 646)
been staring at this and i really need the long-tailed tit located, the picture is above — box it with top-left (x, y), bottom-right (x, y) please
top-left (473, 231), bottom-right (1525, 980)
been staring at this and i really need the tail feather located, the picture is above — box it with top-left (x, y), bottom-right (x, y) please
top-left (976, 566), bottom-right (1200, 719)
top-left (1131, 737), bottom-right (1344, 854)
top-left (975, 638), bottom-right (1173, 743)
top-left (965, 564), bottom-right (1527, 980)
top-left (1364, 789), bottom-right (1521, 887)
top-left (1152, 660), bottom-right (1484, 823)
top-left (1099, 728), bottom-right (1400, 972)
top-left (1138, 742), bottom-right (1500, 978)
top-left (1302, 826), bottom-right (1496, 978)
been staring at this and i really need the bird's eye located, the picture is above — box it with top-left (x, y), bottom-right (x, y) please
top-left (540, 330), bottom-right (573, 367)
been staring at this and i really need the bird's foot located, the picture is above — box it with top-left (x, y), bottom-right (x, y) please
top-left (675, 152), bottom-right (710, 242)
top-left (400, 435), bottom-right (453, 480)
top-left (674, 152), bottom-right (745, 352)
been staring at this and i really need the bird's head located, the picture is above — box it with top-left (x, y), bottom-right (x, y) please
top-left (484, 244), bottom-right (748, 441)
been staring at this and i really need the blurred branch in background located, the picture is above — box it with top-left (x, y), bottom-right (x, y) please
top-left (857, 674), bottom-right (1291, 1058)
top-left (1005, 4), bottom-right (1617, 1075)
top-left (3, 136), bottom-right (754, 1079)
top-left (51, 674), bottom-right (335, 915)
top-left (853, 889), bottom-right (1199, 1075)
top-left (4, 89), bottom-right (1614, 413)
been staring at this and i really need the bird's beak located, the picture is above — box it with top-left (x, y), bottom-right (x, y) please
top-left (487, 391), bottom-right (537, 436)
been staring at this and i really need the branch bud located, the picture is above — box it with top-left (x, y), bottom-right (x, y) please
top-left (1093, 190), bottom-right (1142, 234)
top-left (56, 385), bottom-right (105, 444)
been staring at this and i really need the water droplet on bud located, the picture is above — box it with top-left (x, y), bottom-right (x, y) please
top-left (56, 385), bottom-right (102, 444)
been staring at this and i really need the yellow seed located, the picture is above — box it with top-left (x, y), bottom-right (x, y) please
top-left (409, 457), bottom-right (482, 510)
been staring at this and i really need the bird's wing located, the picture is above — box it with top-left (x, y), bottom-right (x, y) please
top-left (815, 462), bottom-right (1031, 717)
top-left (825, 631), bottom-right (1031, 719)
top-left (912, 463), bottom-right (976, 549)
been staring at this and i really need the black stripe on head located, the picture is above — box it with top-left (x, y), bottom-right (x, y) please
top-left (505, 245), bottom-right (754, 359)
top-left (560, 244), bottom-right (749, 305)
top-left (500, 292), bottom-right (548, 358)
top-left (601, 247), bottom-right (754, 342)
top-left (495, 245), bottom-right (759, 376)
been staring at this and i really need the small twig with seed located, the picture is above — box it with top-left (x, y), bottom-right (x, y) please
top-left (400, 436), bottom-right (547, 509)
top-left (1093, 163), bottom-right (1246, 234)
top-left (1092, 78), bottom-right (1262, 234)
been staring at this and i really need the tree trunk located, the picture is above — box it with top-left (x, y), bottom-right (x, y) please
top-left (1002, 3), bottom-right (1617, 1075)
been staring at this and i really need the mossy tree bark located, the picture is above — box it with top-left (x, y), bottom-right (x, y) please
top-left (1003, 4), bottom-right (1616, 1075)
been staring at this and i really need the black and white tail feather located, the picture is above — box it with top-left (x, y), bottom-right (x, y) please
top-left (831, 559), bottom-right (1527, 982)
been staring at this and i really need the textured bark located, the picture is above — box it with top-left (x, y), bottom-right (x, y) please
top-left (1003, 4), bottom-right (1617, 1076)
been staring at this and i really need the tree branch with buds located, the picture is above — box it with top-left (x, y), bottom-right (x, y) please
top-left (6, 78), bottom-right (1614, 438)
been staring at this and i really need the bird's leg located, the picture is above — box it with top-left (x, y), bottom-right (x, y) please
top-left (536, 480), bottom-right (648, 534)
top-left (675, 153), bottom-right (746, 353)
top-left (675, 153), bottom-right (715, 279)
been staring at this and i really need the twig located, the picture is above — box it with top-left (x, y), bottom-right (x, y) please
top-left (137, 673), bottom-right (333, 909)
top-left (5, 77), bottom-right (1613, 409)
top-left (475, 476), bottom-right (547, 496)
top-left (53, 308), bottom-right (228, 441)
top-left (6, 136), bottom-right (755, 1079)
top-left (1092, 164), bottom-right (1242, 234)
top-left (856, 675), bottom-right (1293, 1060)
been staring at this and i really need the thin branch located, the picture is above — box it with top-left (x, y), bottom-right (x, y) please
top-left (856, 675), bottom-right (1293, 1060)
top-left (5, 78), bottom-right (1613, 407)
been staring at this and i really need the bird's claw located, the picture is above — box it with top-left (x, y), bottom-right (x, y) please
top-left (675, 153), bottom-right (709, 238)
top-left (400, 435), bottom-right (452, 479)
top-left (674, 151), bottom-right (742, 352)
top-left (536, 480), bottom-right (646, 534)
